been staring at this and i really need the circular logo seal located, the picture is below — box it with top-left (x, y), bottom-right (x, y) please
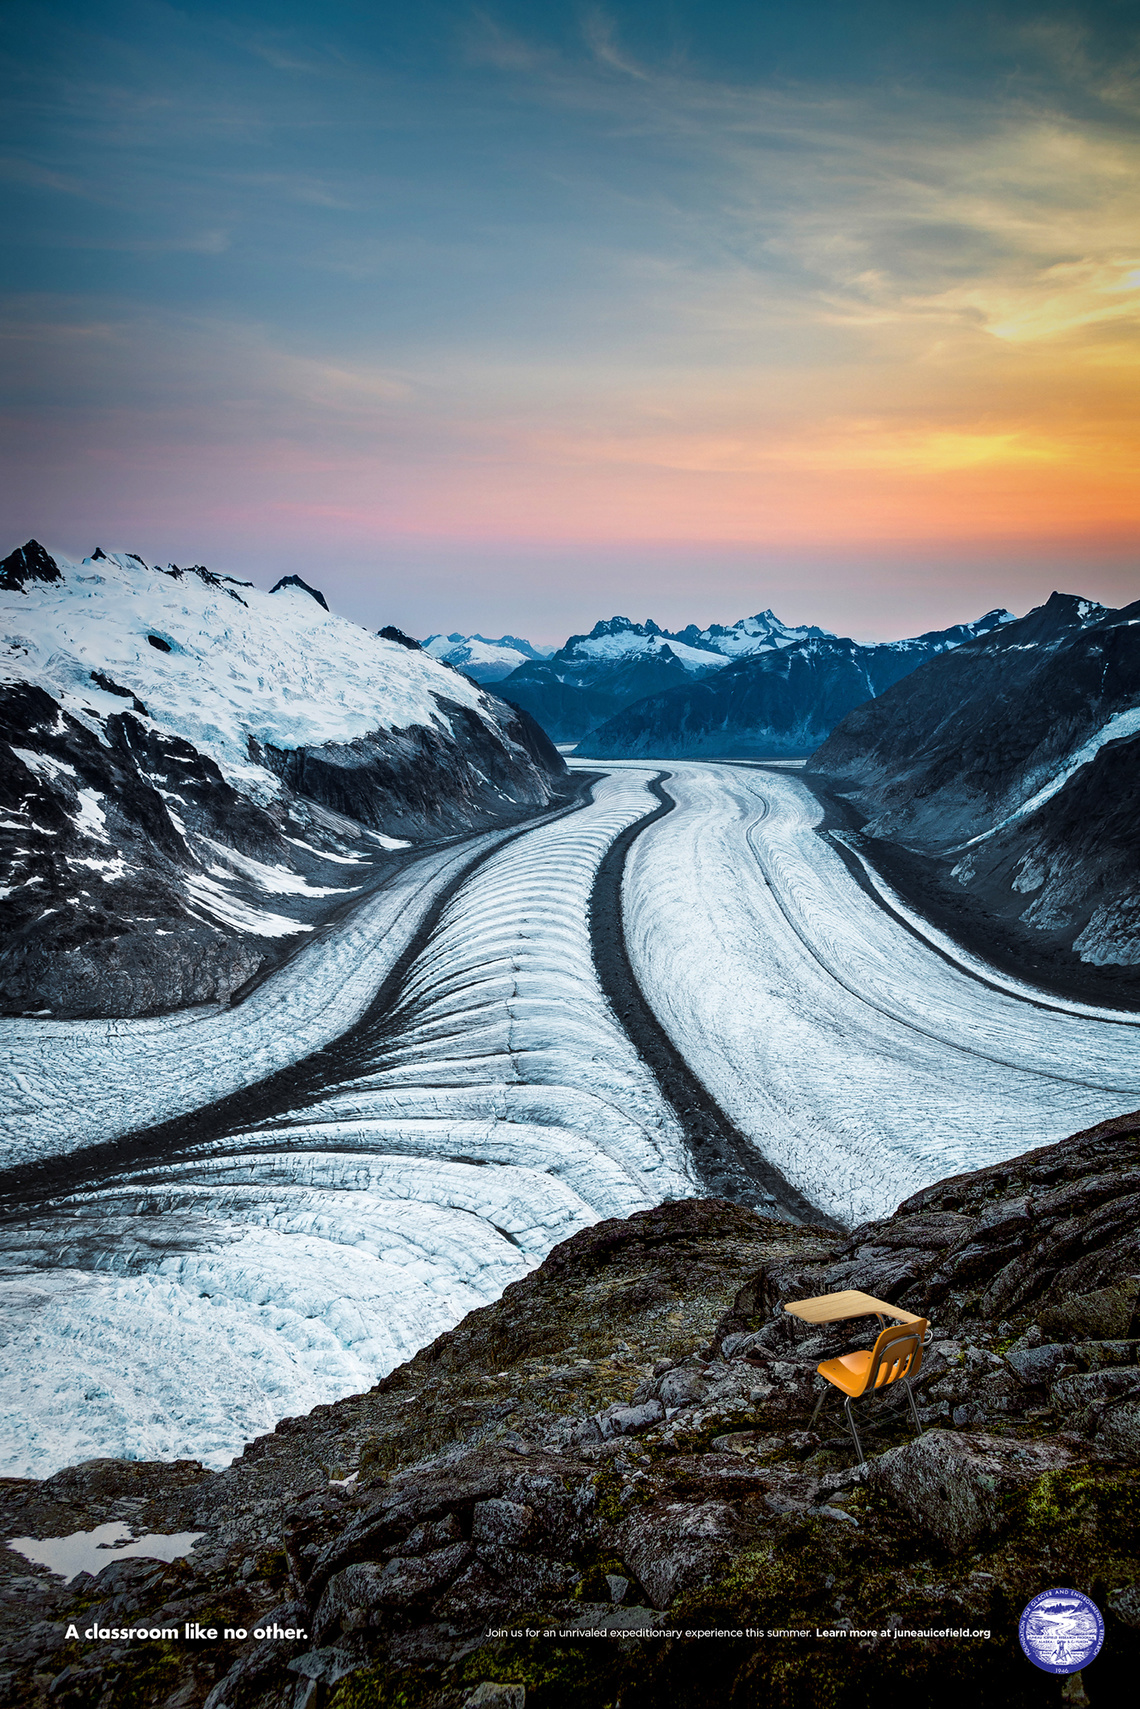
top-left (1019, 1588), bottom-right (1104, 1674)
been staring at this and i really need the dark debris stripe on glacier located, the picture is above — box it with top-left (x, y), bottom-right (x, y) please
top-left (0, 768), bottom-right (833, 1231)
top-left (588, 771), bottom-right (838, 1229)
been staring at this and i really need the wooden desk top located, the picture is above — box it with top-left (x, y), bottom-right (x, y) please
top-left (783, 1289), bottom-right (923, 1326)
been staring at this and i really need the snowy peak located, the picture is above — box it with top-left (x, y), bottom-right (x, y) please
top-left (677, 610), bottom-right (836, 658)
top-left (982, 591), bottom-right (1110, 651)
top-left (0, 545), bottom-right (511, 791)
top-left (0, 542), bottom-right (566, 1018)
top-left (584, 616), bottom-right (664, 642)
top-left (0, 539), bottom-right (64, 593)
top-left (557, 617), bottom-right (726, 673)
top-left (572, 606), bottom-right (1028, 760)
top-left (421, 632), bottom-right (554, 683)
top-left (879, 607), bottom-right (1016, 655)
top-left (269, 574), bottom-right (329, 611)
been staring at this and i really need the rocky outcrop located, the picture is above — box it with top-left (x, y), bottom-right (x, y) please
top-left (806, 592), bottom-right (1140, 998)
top-left (268, 575), bottom-right (329, 610)
top-left (2, 1114), bottom-right (1138, 1705)
top-left (0, 539), bottom-right (62, 592)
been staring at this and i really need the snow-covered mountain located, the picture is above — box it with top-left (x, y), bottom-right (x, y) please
top-left (495, 608), bottom-right (1011, 747)
top-left (0, 542), bottom-right (566, 1019)
top-left (421, 631), bottom-right (554, 682)
top-left (575, 610), bottom-right (1013, 758)
top-left (673, 608), bottom-right (833, 658)
top-left (807, 591), bottom-right (1140, 990)
top-left (494, 615), bottom-right (734, 743)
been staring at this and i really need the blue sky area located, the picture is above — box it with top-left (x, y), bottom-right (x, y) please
top-left (2, 2), bottom-right (1137, 641)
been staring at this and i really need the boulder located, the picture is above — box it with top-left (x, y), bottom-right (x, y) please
top-left (1040, 1281), bottom-right (1140, 1341)
top-left (1051, 1369), bottom-right (1138, 1415)
top-left (656, 1367), bottom-right (706, 1408)
top-left (597, 1400), bottom-right (665, 1438)
top-left (1005, 1343), bottom-right (1076, 1385)
top-left (471, 1498), bottom-right (537, 1549)
top-left (1097, 1393), bottom-right (1140, 1459)
top-left (314, 1544), bottom-right (471, 1638)
top-left (613, 1500), bottom-right (754, 1609)
top-left (867, 1430), bottom-right (1078, 1553)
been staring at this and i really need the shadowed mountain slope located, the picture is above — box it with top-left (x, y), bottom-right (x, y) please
top-left (807, 592), bottom-right (1140, 988)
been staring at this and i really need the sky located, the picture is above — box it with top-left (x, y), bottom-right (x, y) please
top-left (1, 0), bottom-right (1138, 644)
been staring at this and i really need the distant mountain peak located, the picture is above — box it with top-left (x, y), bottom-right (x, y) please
top-left (269, 574), bottom-right (329, 611)
top-left (420, 631), bottom-right (553, 683)
top-left (584, 616), bottom-right (664, 641)
top-left (0, 539), bottom-right (63, 593)
top-left (985, 592), bottom-right (1108, 651)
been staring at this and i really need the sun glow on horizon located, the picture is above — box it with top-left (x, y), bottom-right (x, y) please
top-left (1, 2), bottom-right (1137, 635)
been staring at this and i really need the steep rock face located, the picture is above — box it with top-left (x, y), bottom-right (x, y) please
top-left (0, 681), bottom-right (282, 1016)
top-left (0, 542), bottom-right (567, 1018)
top-left (807, 592), bottom-right (1140, 979)
top-left (577, 611), bottom-right (1011, 758)
top-left (1, 1113), bottom-right (1137, 1707)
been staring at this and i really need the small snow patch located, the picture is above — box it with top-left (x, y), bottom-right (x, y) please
top-left (184, 873), bottom-right (314, 937)
top-left (8, 1522), bottom-right (204, 1583)
top-left (10, 748), bottom-right (76, 782)
top-left (74, 789), bottom-right (109, 841)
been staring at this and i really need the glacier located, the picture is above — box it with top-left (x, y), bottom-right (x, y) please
top-left (619, 761), bottom-right (1140, 1227)
top-left (3, 757), bottom-right (1139, 1478)
top-left (0, 770), bottom-right (695, 1477)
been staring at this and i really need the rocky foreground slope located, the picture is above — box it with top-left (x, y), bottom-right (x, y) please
top-left (0, 543), bottom-right (566, 1018)
top-left (807, 591), bottom-right (1140, 1004)
top-left (2, 1112), bottom-right (1137, 1706)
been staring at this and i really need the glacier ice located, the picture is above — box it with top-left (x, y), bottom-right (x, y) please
top-left (6, 755), bottom-right (1139, 1479)
top-left (0, 770), bottom-right (696, 1477)
top-left (619, 761), bottom-right (1140, 1227)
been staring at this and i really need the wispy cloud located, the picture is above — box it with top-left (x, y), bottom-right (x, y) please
top-left (2, 1), bottom-right (1138, 637)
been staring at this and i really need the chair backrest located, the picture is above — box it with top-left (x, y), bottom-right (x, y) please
top-left (863, 1318), bottom-right (928, 1395)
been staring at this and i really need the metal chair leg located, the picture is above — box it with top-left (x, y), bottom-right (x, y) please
top-left (843, 1396), bottom-right (865, 1465)
top-left (903, 1376), bottom-right (922, 1436)
top-left (810, 1382), bottom-right (833, 1428)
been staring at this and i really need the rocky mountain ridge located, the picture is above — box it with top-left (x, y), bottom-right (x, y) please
top-left (806, 590), bottom-right (1140, 1000)
top-left (496, 610), bottom-right (851, 745)
top-left (574, 610), bottom-right (1013, 758)
top-left (0, 542), bottom-right (567, 1018)
top-left (1, 1109), bottom-right (1137, 1706)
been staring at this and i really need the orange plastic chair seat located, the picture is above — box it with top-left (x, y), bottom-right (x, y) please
top-left (817, 1350), bottom-right (874, 1397)
top-left (818, 1337), bottom-right (921, 1399)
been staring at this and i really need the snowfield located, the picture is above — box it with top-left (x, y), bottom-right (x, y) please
top-left (2, 551), bottom-right (493, 798)
top-left (0, 770), bottom-right (695, 1476)
top-left (618, 761), bottom-right (1140, 1227)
